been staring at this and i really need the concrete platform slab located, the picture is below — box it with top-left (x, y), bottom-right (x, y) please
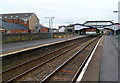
top-left (2, 36), bottom-right (86, 54)
top-left (100, 36), bottom-right (118, 82)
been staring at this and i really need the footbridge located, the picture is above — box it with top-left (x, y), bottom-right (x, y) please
top-left (83, 21), bottom-right (114, 28)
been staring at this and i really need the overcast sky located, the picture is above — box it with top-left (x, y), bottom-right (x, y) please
top-left (0, 0), bottom-right (119, 28)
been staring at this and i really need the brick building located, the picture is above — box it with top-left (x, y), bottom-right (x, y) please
top-left (39, 25), bottom-right (49, 33)
top-left (0, 20), bottom-right (29, 33)
top-left (2, 13), bottom-right (40, 33)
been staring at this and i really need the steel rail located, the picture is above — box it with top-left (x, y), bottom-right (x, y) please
top-left (2, 37), bottom-right (86, 73)
top-left (73, 36), bottom-right (102, 83)
top-left (40, 37), bottom-right (98, 83)
top-left (71, 39), bottom-right (99, 82)
top-left (3, 37), bottom-right (95, 83)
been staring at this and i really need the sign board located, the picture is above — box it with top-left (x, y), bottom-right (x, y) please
top-left (86, 29), bottom-right (96, 32)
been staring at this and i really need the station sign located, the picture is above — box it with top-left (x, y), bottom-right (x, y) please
top-left (86, 29), bottom-right (96, 32)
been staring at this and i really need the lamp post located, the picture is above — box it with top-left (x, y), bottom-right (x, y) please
top-left (45, 16), bottom-right (55, 39)
top-left (113, 10), bottom-right (119, 35)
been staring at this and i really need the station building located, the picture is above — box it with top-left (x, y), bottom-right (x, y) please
top-left (58, 23), bottom-right (99, 35)
top-left (1, 13), bottom-right (40, 33)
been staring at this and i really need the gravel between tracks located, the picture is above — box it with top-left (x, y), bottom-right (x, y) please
top-left (3, 37), bottom-right (87, 71)
top-left (47, 38), bottom-right (99, 82)
top-left (12, 37), bottom-right (96, 82)
top-left (3, 37), bottom-right (91, 81)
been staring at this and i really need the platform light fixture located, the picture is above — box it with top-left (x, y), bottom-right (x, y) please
top-left (113, 10), bottom-right (119, 35)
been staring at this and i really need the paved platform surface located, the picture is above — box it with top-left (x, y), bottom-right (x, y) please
top-left (100, 36), bottom-right (118, 82)
top-left (2, 36), bottom-right (86, 54)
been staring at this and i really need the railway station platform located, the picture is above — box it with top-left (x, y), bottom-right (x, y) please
top-left (100, 36), bottom-right (119, 82)
top-left (2, 35), bottom-right (86, 54)
top-left (80, 35), bottom-right (119, 82)
top-left (2, 35), bottom-right (119, 82)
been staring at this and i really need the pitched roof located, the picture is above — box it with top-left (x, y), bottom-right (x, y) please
top-left (40, 24), bottom-right (49, 28)
top-left (0, 20), bottom-right (29, 30)
top-left (2, 13), bottom-right (34, 19)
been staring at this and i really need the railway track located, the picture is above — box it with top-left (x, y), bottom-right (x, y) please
top-left (2, 36), bottom-right (90, 71)
top-left (40, 37), bottom-right (100, 82)
top-left (2, 35), bottom-right (98, 82)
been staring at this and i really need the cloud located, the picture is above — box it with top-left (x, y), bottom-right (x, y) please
top-left (0, 0), bottom-right (119, 28)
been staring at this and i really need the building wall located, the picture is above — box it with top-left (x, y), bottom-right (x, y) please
top-left (40, 27), bottom-right (48, 33)
top-left (3, 19), bottom-right (20, 24)
top-left (5, 29), bottom-right (28, 33)
top-left (3, 32), bottom-right (77, 43)
top-left (19, 19), bottom-right (29, 28)
top-left (3, 19), bottom-right (29, 28)
top-left (13, 19), bottom-right (20, 24)
top-left (3, 19), bottom-right (14, 23)
top-left (29, 13), bottom-right (39, 30)
top-left (65, 27), bottom-right (75, 32)
top-left (59, 27), bottom-right (65, 32)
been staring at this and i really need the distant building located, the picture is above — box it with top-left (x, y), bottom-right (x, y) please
top-left (0, 20), bottom-right (29, 33)
top-left (39, 25), bottom-right (58, 33)
top-left (39, 25), bottom-right (49, 33)
top-left (52, 28), bottom-right (58, 32)
top-left (58, 26), bottom-right (65, 32)
top-left (65, 25), bottom-right (75, 32)
top-left (59, 23), bottom-right (84, 33)
top-left (2, 13), bottom-right (40, 33)
top-left (58, 23), bottom-right (99, 35)
top-left (58, 25), bottom-right (75, 33)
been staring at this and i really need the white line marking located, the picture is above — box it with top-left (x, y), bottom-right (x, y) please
top-left (76, 36), bottom-right (103, 83)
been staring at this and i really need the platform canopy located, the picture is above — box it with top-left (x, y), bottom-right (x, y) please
top-left (104, 25), bottom-right (119, 31)
top-left (74, 25), bottom-right (89, 30)
top-left (64, 23), bottom-right (90, 30)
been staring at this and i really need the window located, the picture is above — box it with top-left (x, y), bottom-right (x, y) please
top-left (67, 29), bottom-right (73, 32)
top-left (16, 16), bottom-right (18, 18)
